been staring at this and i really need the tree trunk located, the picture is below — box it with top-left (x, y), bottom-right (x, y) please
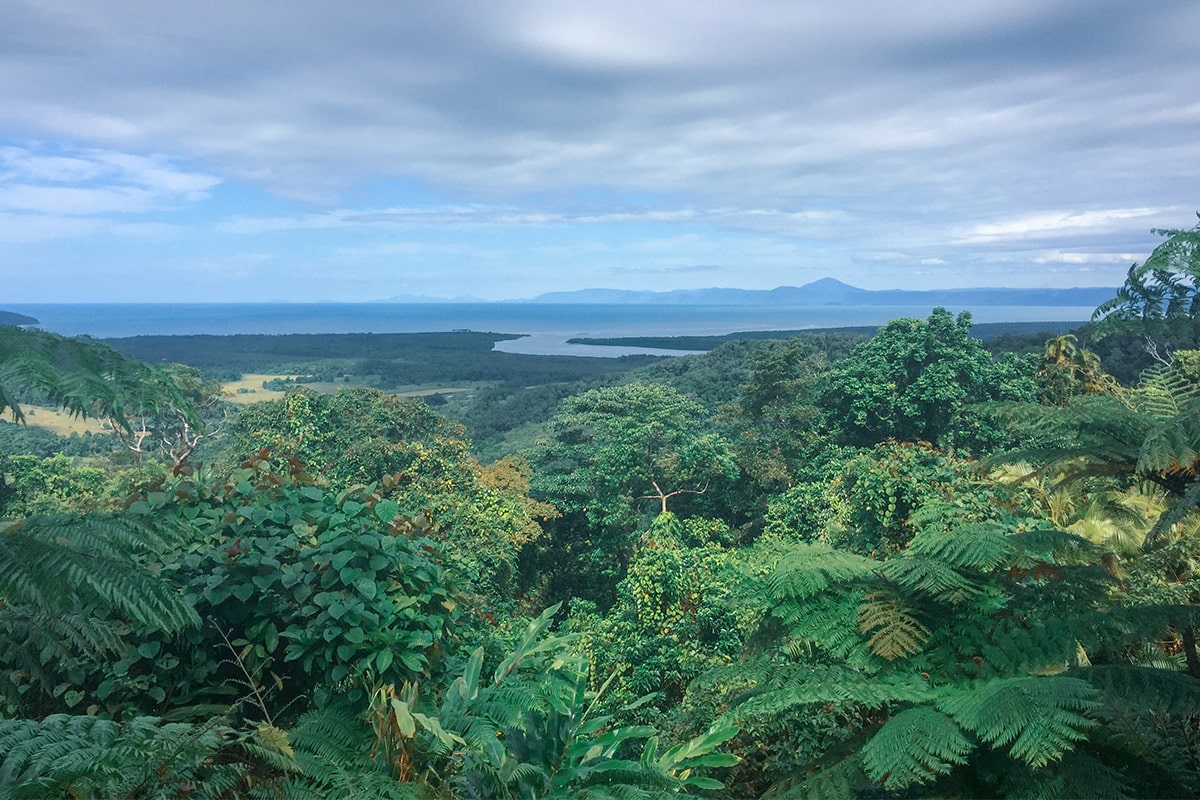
top-left (1183, 627), bottom-right (1200, 678)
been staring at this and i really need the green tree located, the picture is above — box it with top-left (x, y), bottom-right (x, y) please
top-left (528, 383), bottom-right (738, 605)
top-left (567, 513), bottom-right (748, 719)
top-left (100, 460), bottom-right (463, 715)
top-left (1036, 334), bottom-right (1120, 405)
top-left (102, 363), bottom-right (226, 468)
top-left (223, 387), bottom-right (555, 601)
top-left (821, 308), bottom-right (1032, 452)
top-left (1093, 216), bottom-right (1200, 365)
top-left (530, 383), bottom-right (737, 532)
top-left (0, 453), bottom-right (107, 516)
top-left (734, 338), bottom-right (831, 491)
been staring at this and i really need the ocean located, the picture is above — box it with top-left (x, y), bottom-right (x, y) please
top-left (5, 302), bottom-right (1097, 357)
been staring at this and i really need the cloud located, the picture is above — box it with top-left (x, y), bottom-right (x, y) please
top-left (2, 1), bottom-right (1198, 299)
top-left (4, 1), bottom-right (1195, 205)
top-left (955, 208), bottom-right (1166, 244)
top-left (0, 145), bottom-right (219, 217)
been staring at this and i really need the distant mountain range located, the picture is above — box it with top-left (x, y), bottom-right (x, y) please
top-left (522, 278), bottom-right (1117, 307)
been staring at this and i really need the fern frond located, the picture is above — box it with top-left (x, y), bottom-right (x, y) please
top-left (776, 590), bottom-right (871, 662)
top-left (937, 677), bottom-right (1100, 768)
top-left (1078, 664), bottom-right (1200, 717)
top-left (780, 752), bottom-right (866, 800)
top-left (1134, 364), bottom-right (1200, 420)
top-left (971, 617), bottom-right (1081, 678)
top-left (0, 514), bottom-right (199, 633)
top-left (860, 707), bottom-right (971, 789)
top-left (1138, 407), bottom-right (1200, 476)
top-left (1076, 604), bottom-right (1200, 655)
top-left (766, 543), bottom-right (878, 600)
top-left (0, 714), bottom-right (242, 799)
top-left (905, 522), bottom-right (1014, 572)
top-left (1010, 527), bottom-right (1103, 568)
top-left (998, 749), bottom-right (1132, 800)
top-left (858, 593), bottom-right (930, 660)
top-left (286, 699), bottom-right (416, 798)
top-left (880, 555), bottom-right (979, 603)
top-left (734, 665), bottom-right (933, 719)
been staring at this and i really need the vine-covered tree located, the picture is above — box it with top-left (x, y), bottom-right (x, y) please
top-left (821, 308), bottom-right (1034, 452)
top-left (527, 382), bottom-right (737, 606)
top-left (530, 382), bottom-right (737, 531)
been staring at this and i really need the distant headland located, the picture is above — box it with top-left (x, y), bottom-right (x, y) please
top-left (0, 310), bottom-right (39, 326)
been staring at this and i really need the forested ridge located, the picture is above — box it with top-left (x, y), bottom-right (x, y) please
top-left (0, 222), bottom-right (1198, 798)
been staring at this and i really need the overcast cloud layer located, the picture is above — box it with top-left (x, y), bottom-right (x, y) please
top-left (2, 0), bottom-right (1198, 301)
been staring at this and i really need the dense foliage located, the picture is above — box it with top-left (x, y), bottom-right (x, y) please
top-left (3, 239), bottom-right (1200, 799)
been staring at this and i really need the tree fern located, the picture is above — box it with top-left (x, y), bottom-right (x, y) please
top-left (905, 521), bottom-right (1014, 571)
top-left (969, 617), bottom-right (1083, 679)
top-left (0, 714), bottom-right (261, 799)
top-left (0, 327), bottom-right (196, 434)
top-left (990, 355), bottom-right (1200, 545)
top-left (766, 542), bottom-right (877, 600)
top-left (995, 749), bottom-right (1131, 800)
top-left (733, 663), bottom-right (933, 717)
top-left (1135, 362), bottom-right (1200, 420)
top-left (859, 706), bottom-right (971, 789)
top-left (936, 676), bottom-right (1100, 768)
top-left (783, 752), bottom-right (867, 800)
top-left (879, 554), bottom-right (980, 604)
top-left (858, 592), bottom-right (930, 660)
top-left (0, 513), bottom-right (198, 633)
top-left (1076, 604), bottom-right (1200, 655)
top-left (285, 698), bottom-right (417, 800)
top-left (776, 590), bottom-right (871, 663)
top-left (1078, 664), bottom-right (1200, 716)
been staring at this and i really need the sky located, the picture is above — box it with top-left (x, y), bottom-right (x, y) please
top-left (1, 1), bottom-right (1198, 303)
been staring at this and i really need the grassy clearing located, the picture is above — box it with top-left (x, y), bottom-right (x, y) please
top-left (18, 406), bottom-right (110, 436)
top-left (222, 374), bottom-right (298, 405)
top-left (222, 374), bottom-right (474, 405)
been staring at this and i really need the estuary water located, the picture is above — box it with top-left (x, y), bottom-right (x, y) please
top-left (5, 302), bottom-right (1096, 357)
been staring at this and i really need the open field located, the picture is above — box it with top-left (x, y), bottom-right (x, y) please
top-left (221, 373), bottom-right (475, 405)
top-left (18, 405), bottom-right (110, 436)
top-left (221, 373), bottom-right (299, 404)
